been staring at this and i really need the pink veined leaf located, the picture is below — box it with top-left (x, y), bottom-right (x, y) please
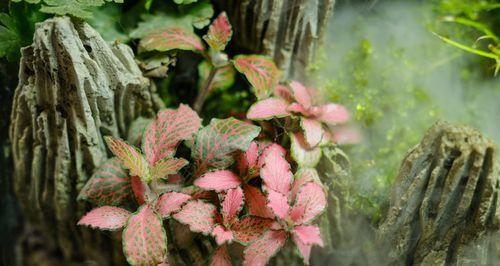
top-left (122, 205), bottom-right (167, 266)
top-left (156, 192), bottom-right (192, 218)
top-left (292, 225), bottom-right (324, 246)
top-left (140, 27), bottom-right (205, 53)
top-left (289, 81), bottom-right (312, 109)
top-left (198, 61), bottom-right (236, 92)
top-left (274, 84), bottom-right (293, 102)
top-left (313, 103), bottom-right (350, 125)
top-left (192, 118), bottom-right (261, 171)
top-left (289, 182), bottom-right (327, 225)
top-left (290, 132), bottom-right (322, 168)
top-left (291, 233), bottom-right (313, 265)
top-left (78, 157), bottom-right (132, 206)
top-left (246, 97), bottom-right (290, 120)
top-left (222, 186), bottom-right (244, 225)
top-left (78, 206), bottom-right (131, 230)
top-left (105, 136), bottom-right (150, 181)
top-left (256, 143), bottom-right (287, 169)
top-left (151, 158), bottom-right (189, 180)
top-left (143, 104), bottom-right (202, 166)
top-left (300, 118), bottom-right (324, 148)
top-left (243, 230), bottom-right (287, 266)
top-left (287, 102), bottom-right (308, 115)
top-left (267, 190), bottom-right (290, 220)
top-left (233, 55), bottom-right (281, 99)
top-left (131, 176), bottom-right (147, 205)
top-left (210, 245), bottom-right (232, 266)
top-left (236, 141), bottom-right (259, 177)
top-left (173, 200), bottom-right (217, 234)
top-left (260, 146), bottom-right (292, 195)
top-left (290, 168), bottom-right (322, 202)
top-left (203, 12), bottom-right (232, 51)
top-left (243, 185), bottom-right (274, 219)
top-left (232, 216), bottom-right (273, 244)
top-left (212, 225), bottom-right (234, 245)
top-left (194, 170), bottom-right (242, 192)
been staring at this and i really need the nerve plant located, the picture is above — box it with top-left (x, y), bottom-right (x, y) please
top-left (77, 11), bottom-right (353, 266)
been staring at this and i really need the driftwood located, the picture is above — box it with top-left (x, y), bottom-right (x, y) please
top-left (215, 0), bottom-right (335, 80)
top-left (9, 16), bottom-right (163, 264)
top-left (378, 121), bottom-right (499, 265)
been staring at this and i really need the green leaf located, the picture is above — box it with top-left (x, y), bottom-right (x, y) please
top-left (174, 0), bottom-right (198, 5)
top-left (433, 32), bottom-right (498, 59)
top-left (39, 0), bottom-right (123, 19)
top-left (86, 4), bottom-right (129, 42)
top-left (129, 2), bottom-right (213, 39)
top-left (0, 13), bottom-right (21, 60)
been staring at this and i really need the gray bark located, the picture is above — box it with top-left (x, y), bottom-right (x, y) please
top-left (9, 16), bottom-right (163, 264)
top-left (216, 0), bottom-right (335, 80)
top-left (377, 121), bottom-right (499, 265)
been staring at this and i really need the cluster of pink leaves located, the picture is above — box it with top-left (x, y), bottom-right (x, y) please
top-left (77, 11), bottom-right (350, 266)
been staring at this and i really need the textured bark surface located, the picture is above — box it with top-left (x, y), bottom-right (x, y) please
top-left (9, 16), bottom-right (163, 264)
top-left (378, 121), bottom-right (500, 265)
top-left (216, 0), bottom-right (335, 80)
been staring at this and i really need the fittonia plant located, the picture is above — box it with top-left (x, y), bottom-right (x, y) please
top-left (77, 11), bottom-right (352, 266)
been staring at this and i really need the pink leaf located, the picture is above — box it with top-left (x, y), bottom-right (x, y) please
top-left (290, 168), bottom-right (322, 201)
top-left (274, 84), bottom-right (293, 102)
top-left (151, 158), bottom-right (189, 180)
top-left (105, 136), bottom-right (150, 180)
top-left (122, 205), bottom-right (167, 266)
top-left (246, 97), bottom-right (290, 120)
top-left (78, 158), bottom-right (132, 206)
top-left (222, 186), bottom-right (244, 225)
top-left (78, 206), bottom-right (131, 230)
top-left (260, 146), bottom-right (292, 195)
top-left (314, 103), bottom-right (350, 125)
top-left (300, 118), bottom-right (324, 148)
top-left (289, 81), bottom-right (312, 109)
top-left (198, 61), bottom-right (236, 92)
top-left (292, 225), bottom-right (323, 246)
top-left (192, 118), bottom-right (260, 171)
top-left (173, 200), bottom-right (217, 234)
top-left (156, 192), bottom-right (192, 218)
top-left (243, 230), bottom-right (287, 266)
top-left (267, 190), bottom-right (290, 220)
top-left (194, 170), bottom-right (242, 192)
top-left (256, 143), bottom-right (287, 169)
top-left (232, 216), bottom-right (273, 244)
top-left (290, 132), bottom-right (322, 168)
top-left (289, 182), bottom-right (327, 225)
top-left (131, 176), bottom-right (147, 205)
top-left (243, 185), bottom-right (274, 219)
top-left (211, 246), bottom-right (232, 266)
top-left (233, 55), bottom-right (281, 99)
top-left (143, 104), bottom-right (202, 166)
top-left (203, 12), bottom-right (232, 51)
top-left (330, 126), bottom-right (362, 145)
top-left (291, 233), bottom-right (313, 265)
top-left (236, 141), bottom-right (259, 177)
top-left (140, 27), bottom-right (205, 53)
top-left (287, 102), bottom-right (308, 115)
top-left (212, 225), bottom-right (234, 245)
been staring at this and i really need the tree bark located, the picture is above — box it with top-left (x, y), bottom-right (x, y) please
top-left (215, 0), bottom-right (335, 80)
top-left (9, 16), bottom-right (163, 264)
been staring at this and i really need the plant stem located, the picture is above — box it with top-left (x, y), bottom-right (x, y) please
top-left (193, 67), bottom-right (218, 112)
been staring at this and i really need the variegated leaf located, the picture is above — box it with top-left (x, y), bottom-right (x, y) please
top-left (222, 186), bottom-right (244, 225)
top-left (194, 170), bottom-right (241, 192)
top-left (212, 225), bottom-right (234, 245)
top-left (290, 168), bottom-right (322, 202)
top-left (192, 118), bottom-right (260, 172)
top-left (198, 61), bottom-right (235, 92)
top-left (291, 225), bottom-right (323, 265)
top-left (211, 245), bottom-right (232, 266)
top-left (300, 118), bottom-right (324, 148)
top-left (243, 185), bottom-right (274, 219)
top-left (203, 12), bottom-right (232, 51)
top-left (105, 136), bottom-right (150, 181)
top-left (78, 158), bottom-right (132, 206)
top-left (151, 158), bottom-right (189, 180)
top-left (243, 230), bottom-right (287, 266)
top-left (140, 27), bottom-right (205, 53)
top-left (122, 205), bottom-right (167, 266)
top-left (156, 192), bottom-right (192, 218)
top-left (289, 182), bottom-right (327, 225)
top-left (290, 132), bottom-right (322, 168)
top-left (131, 176), bottom-right (147, 205)
top-left (246, 97), bottom-right (290, 120)
top-left (232, 216), bottom-right (273, 244)
top-left (173, 200), bottom-right (217, 234)
top-left (143, 104), bottom-right (202, 166)
top-left (233, 55), bottom-right (281, 99)
top-left (78, 206), bottom-right (131, 230)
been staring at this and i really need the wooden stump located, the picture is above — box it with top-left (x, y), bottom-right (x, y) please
top-left (378, 121), bottom-right (499, 265)
top-left (9, 16), bottom-right (163, 264)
